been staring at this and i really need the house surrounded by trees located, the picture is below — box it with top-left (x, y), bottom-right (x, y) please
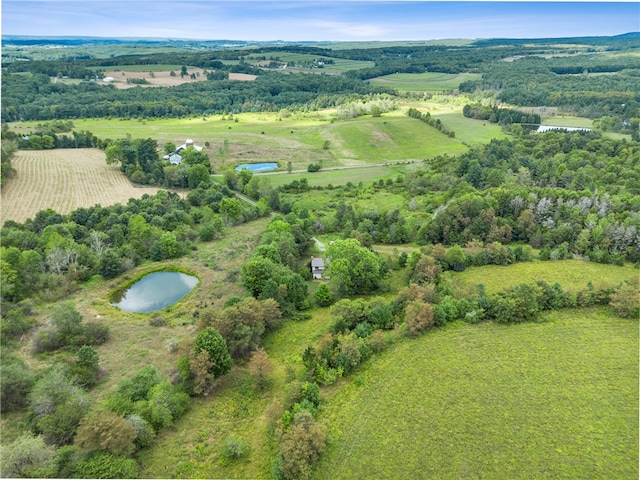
top-left (311, 257), bottom-right (325, 279)
top-left (163, 139), bottom-right (203, 164)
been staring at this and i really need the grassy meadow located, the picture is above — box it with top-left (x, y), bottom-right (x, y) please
top-left (243, 51), bottom-right (376, 74)
top-left (261, 163), bottom-right (420, 189)
top-left (371, 72), bottom-right (482, 91)
top-left (540, 115), bottom-right (594, 128)
top-left (433, 111), bottom-right (508, 145)
top-left (110, 254), bottom-right (637, 479)
top-left (442, 260), bottom-right (638, 295)
top-left (9, 108), bottom-right (471, 180)
top-left (315, 308), bottom-right (638, 479)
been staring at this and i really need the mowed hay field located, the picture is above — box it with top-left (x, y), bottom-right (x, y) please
top-left (1, 149), bottom-right (164, 224)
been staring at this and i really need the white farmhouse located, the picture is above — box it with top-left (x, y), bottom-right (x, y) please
top-left (163, 139), bottom-right (204, 165)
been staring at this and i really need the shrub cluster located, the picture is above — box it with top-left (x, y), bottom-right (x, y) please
top-left (31, 302), bottom-right (109, 354)
top-left (272, 382), bottom-right (326, 480)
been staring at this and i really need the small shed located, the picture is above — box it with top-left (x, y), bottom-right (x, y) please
top-left (311, 257), bottom-right (325, 280)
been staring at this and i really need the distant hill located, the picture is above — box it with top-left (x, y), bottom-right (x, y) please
top-left (472, 32), bottom-right (640, 47)
top-left (0, 35), bottom-right (296, 50)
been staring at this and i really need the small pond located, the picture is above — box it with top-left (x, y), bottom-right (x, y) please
top-left (110, 271), bottom-right (199, 313)
top-left (235, 162), bottom-right (278, 172)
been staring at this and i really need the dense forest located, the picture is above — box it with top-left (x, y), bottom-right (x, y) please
top-left (1, 34), bottom-right (639, 480)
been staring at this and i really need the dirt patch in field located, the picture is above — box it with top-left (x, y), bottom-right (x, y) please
top-left (228, 73), bottom-right (258, 81)
top-left (1, 149), bottom-right (172, 224)
top-left (102, 69), bottom-right (209, 89)
top-left (371, 130), bottom-right (392, 143)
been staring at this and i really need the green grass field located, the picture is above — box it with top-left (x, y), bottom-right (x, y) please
top-left (371, 72), bottom-right (482, 91)
top-left (244, 51), bottom-right (375, 74)
top-left (433, 112), bottom-right (508, 145)
top-left (540, 115), bottom-right (594, 128)
top-left (261, 163), bottom-right (419, 188)
top-left (9, 109), bottom-right (471, 173)
top-left (325, 115), bottom-right (468, 163)
top-left (442, 260), bottom-right (638, 295)
top-left (316, 308), bottom-right (639, 479)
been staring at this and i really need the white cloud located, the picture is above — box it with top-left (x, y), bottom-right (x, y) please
top-left (305, 20), bottom-right (389, 38)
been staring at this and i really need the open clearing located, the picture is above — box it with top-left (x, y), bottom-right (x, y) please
top-left (244, 51), bottom-right (376, 74)
top-left (371, 72), bottom-right (482, 91)
top-left (9, 109), bottom-right (470, 174)
top-left (102, 67), bottom-right (209, 89)
top-left (1, 149), bottom-right (166, 223)
top-left (316, 308), bottom-right (638, 479)
top-left (442, 260), bottom-right (638, 295)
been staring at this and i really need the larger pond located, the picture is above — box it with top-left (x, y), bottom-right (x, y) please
top-left (110, 271), bottom-right (199, 313)
top-left (235, 162), bottom-right (278, 172)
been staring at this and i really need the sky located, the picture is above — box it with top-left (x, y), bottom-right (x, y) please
top-left (2, 1), bottom-right (639, 42)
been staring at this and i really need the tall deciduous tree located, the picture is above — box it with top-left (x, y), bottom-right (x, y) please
top-left (194, 327), bottom-right (233, 378)
top-left (74, 410), bottom-right (137, 456)
top-left (279, 410), bottom-right (326, 480)
top-left (404, 300), bottom-right (435, 336)
top-left (325, 239), bottom-right (386, 295)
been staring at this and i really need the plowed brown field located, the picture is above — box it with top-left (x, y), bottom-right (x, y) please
top-left (1, 149), bottom-right (165, 224)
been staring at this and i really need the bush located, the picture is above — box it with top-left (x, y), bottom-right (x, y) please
top-left (31, 325), bottom-right (64, 353)
top-left (0, 434), bottom-right (57, 478)
top-left (404, 300), bottom-right (435, 335)
top-left (0, 358), bottom-right (34, 412)
top-left (367, 329), bottom-right (387, 353)
top-left (117, 365), bottom-right (162, 402)
top-left (145, 381), bottom-right (190, 430)
top-left (314, 283), bottom-right (333, 307)
top-left (73, 452), bottom-right (139, 479)
top-left (55, 445), bottom-right (80, 479)
top-left (69, 345), bottom-right (100, 388)
top-left (279, 410), bottom-right (326, 480)
top-left (610, 280), bottom-right (640, 318)
top-left (125, 414), bottom-right (156, 449)
top-left (29, 366), bottom-right (92, 446)
top-left (194, 327), bottom-right (233, 377)
top-left (1, 306), bottom-right (35, 340)
top-left (74, 409), bottom-right (137, 456)
top-left (248, 348), bottom-right (273, 390)
top-left (80, 321), bottom-right (110, 345)
top-left (221, 435), bottom-right (250, 462)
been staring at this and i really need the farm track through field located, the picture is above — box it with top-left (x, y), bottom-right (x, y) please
top-left (1, 149), bottom-right (166, 224)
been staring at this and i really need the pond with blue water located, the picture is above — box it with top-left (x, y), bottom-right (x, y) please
top-left (235, 162), bottom-right (278, 172)
top-left (110, 271), bottom-right (199, 313)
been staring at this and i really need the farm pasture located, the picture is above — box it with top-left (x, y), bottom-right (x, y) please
top-left (442, 259), bottom-right (638, 295)
top-left (371, 72), bottom-right (482, 91)
top-left (315, 308), bottom-right (638, 479)
top-left (243, 51), bottom-right (376, 74)
top-left (102, 67), bottom-right (209, 88)
top-left (9, 109), bottom-right (470, 174)
top-left (1, 149), bottom-right (167, 224)
top-left (433, 112), bottom-right (507, 144)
